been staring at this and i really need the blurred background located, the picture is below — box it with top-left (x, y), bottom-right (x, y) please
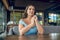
top-left (0, 0), bottom-right (60, 37)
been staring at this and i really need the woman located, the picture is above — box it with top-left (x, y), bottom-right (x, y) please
top-left (18, 5), bottom-right (44, 36)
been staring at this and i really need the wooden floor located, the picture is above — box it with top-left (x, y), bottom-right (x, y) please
top-left (5, 33), bottom-right (60, 40)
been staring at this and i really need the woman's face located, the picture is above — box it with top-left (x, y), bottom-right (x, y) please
top-left (27, 6), bottom-right (35, 16)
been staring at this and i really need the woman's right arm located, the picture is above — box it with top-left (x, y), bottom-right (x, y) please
top-left (19, 17), bottom-right (35, 36)
top-left (18, 23), bottom-right (34, 36)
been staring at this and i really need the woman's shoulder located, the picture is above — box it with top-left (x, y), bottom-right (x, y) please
top-left (19, 19), bottom-right (24, 24)
top-left (19, 18), bottom-right (26, 23)
top-left (19, 19), bottom-right (27, 25)
top-left (19, 18), bottom-right (25, 21)
top-left (19, 19), bottom-right (23, 22)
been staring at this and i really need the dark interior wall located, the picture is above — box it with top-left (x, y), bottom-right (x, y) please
top-left (14, 0), bottom-right (55, 11)
top-left (7, 10), bottom-right (10, 22)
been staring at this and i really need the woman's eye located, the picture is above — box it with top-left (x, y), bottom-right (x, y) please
top-left (28, 8), bottom-right (35, 11)
top-left (29, 8), bottom-right (31, 10)
top-left (32, 9), bottom-right (35, 10)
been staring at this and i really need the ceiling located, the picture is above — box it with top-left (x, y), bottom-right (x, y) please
top-left (2, 0), bottom-right (60, 12)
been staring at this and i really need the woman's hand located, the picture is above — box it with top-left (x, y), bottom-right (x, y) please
top-left (34, 15), bottom-right (39, 24)
top-left (30, 16), bottom-right (35, 27)
top-left (34, 15), bottom-right (44, 34)
top-left (31, 15), bottom-right (38, 25)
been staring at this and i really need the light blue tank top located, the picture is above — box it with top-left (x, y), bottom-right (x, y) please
top-left (19, 19), bottom-right (37, 35)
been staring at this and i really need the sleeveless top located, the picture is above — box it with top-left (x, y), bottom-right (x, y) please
top-left (19, 19), bottom-right (38, 35)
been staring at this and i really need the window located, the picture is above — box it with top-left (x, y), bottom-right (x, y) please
top-left (48, 13), bottom-right (60, 26)
top-left (10, 10), bottom-right (24, 24)
top-left (36, 12), bottom-right (44, 25)
top-left (0, 3), bottom-right (7, 33)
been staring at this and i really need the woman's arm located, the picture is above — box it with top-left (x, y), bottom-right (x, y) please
top-left (35, 21), bottom-right (44, 34)
top-left (34, 15), bottom-right (44, 34)
top-left (19, 23), bottom-right (34, 36)
top-left (19, 17), bottom-right (35, 36)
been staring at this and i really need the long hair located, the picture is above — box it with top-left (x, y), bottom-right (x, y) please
top-left (22, 5), bottom-right (36, 19)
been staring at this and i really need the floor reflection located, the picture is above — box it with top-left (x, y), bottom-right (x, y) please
top-left (19, 36), bottom-right (29, 40)
top-left (18, 34), bottom-right (51, 40)
top-left (5, 33), bottom-right (60, 40)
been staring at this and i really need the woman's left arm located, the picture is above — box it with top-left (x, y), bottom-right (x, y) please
top-left (35, 16), bottom-right (44, 34)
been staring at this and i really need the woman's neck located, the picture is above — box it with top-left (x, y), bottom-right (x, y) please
top-left (27, 16), bottom-right (32, 20)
